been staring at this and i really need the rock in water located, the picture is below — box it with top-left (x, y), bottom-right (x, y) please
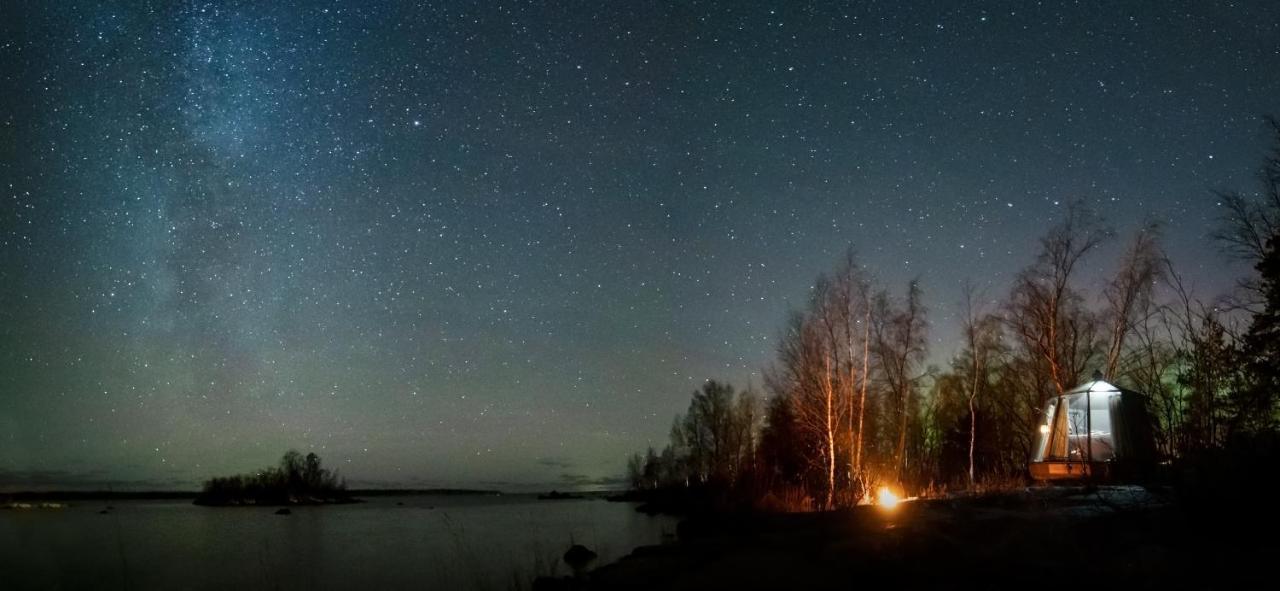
top-left (275, 508), bottom-right (292, 515)
top-left (563, 544), bottom-right (597, 571)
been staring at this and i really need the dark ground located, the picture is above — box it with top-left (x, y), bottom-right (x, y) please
top-left (539, 486), bottom-right (1278, 590)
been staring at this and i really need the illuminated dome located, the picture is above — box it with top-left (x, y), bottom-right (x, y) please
top-left (1029, 376), bottom-right (1158, 481)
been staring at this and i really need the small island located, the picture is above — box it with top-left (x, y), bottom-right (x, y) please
top-left (194, 450), bottom-right (356, 506)
top-left (537, 490), bottom-right (584, 500)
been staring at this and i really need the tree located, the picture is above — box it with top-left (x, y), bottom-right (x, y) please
top-left (1166, 269), bottom-right (1240, 451)
top-left (668, 414), bottom-right (690, 486)
top-left (1122, 266), bottom-right (1183, 457)
top-left (642, 447), bottom-right (661, 489)
top-left (758, 394), bottom-right (805, 488)
top-left (304, 452), bottom-right (324, 489)
top-left (683, 380), bottom-right (733, 484)
top-left (731, 389), bottom-right (761, 479)
top-left (1211, 116), bottom-right (1280, 432)
top-left (872, 280), bottom-right (928, 483)
top-left (772, 307), bottom-right (841, 508)
top-left (195, 450), bottom-right (347, 506)
top-left (666, 380), bottom-right (763, 488)
top-left (1102, 223), bottom-right (1165, 380)
top-left (626, 453), bottom-right (645, 491)
top-left (281, 450), bottom-right (305, 489)
top-left (1007, 202), bottom-right (1110, 406)
top-left (828, 250), bottom-right (874, 489)
top-left (1211, 117), bottom-right (1280, 308)
top-left (1238, 232), bottom-right (1280, 432)
top-left (958, 284), bottom-right (1003, 487)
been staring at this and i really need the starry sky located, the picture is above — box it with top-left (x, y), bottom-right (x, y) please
top-left (2, 0), bottom-right (1278, 491)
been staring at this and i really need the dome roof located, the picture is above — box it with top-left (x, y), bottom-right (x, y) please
top-left (1061, 378), bottom-right (1143, 398)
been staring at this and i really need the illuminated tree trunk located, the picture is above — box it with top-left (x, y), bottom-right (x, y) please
top-left (855, 307), bottom-right (870, 476)
top-left (823, 353), bottom-right (836, 510)
top-left (895, 386), bottom-right (909, 480)
top-left (962, 286), bottom-right (981, 488)
top-left (968, 382), bottom-right (977, 487)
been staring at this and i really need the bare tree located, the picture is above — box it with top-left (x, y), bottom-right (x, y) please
top-left (1211, 117), bottom-right (1280, 311)
top-left (681, 380), bottom-right (753, 485)
top-left (814, 279), bottom-right (842, 508)
top-left (772, 308), bottom-right (840, 508)
top-left (626, 453), bottom-right (645, 491)
top-left (1118, 261), bottom-right (1182, 457)
top-left (856, 300), bottom-right (871, 481)
top-left (958, 284), bottom-right (1002, 487)
top-left (667, 415), bottom-right (691, 486)
top-left (731, 388), bottom-right (761, 480)
top-left (827, 250), bottom-right (874, 495)
top-left (872, 280), bottom-right (928, 483)
top-left (1102, 222), bottom-right (1166, 379)
top-left (1160, 261), bottom-right (1249, 450)
top-left (1007, 202), bottom-right (1110, 405)
top-left (764, 251), bottom-right (879, 507)
top-left (757, 393), bottom-right (804, 489)
top-left (1212, 117), bottom-right (1280, 263)
top-left (1211, 116), bottom-right (1280, 431)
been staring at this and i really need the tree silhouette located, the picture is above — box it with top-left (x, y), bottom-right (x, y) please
top-left (1239, 232), bottom-right (1280, 432)
top-left (195, 450), bottom-right (349, 506)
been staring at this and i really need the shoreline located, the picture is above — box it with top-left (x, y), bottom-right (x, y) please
top-left (0, 487), bottom-right (507, 503)
top-left (540, 486), bottom-right (1277, 589)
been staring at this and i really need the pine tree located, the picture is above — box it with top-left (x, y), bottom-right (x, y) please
top-left (1239, 232), bottom-right (1280, 431)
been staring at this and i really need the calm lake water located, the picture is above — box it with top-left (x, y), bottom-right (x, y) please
top-left (0, 495), bottom-right (677, 590)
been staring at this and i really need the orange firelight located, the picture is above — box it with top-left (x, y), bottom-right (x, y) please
top-left (876, 486), bottom-right (900, 509)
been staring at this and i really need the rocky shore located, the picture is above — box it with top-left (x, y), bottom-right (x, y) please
top-left (537, 487), bottom-right (1276, 590)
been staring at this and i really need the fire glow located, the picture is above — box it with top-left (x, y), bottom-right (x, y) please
top-left (876, 487), bottom-right (901, 509)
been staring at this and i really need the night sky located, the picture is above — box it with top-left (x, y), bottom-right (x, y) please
top-left (2, 1), bottom-right (1278, 491)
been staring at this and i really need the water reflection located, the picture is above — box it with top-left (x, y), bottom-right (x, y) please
top-left (0, 495), bottom-right (676, 590)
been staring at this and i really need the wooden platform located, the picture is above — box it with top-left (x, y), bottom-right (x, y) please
top-left (1029, 461), bottom-right (1106, 481)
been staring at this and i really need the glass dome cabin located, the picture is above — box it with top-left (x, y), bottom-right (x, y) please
top-left (1029, 377), bottom-right (1157, 481)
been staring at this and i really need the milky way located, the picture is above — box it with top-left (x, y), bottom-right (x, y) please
top-left (2, 1), bottom-right (1278, 490)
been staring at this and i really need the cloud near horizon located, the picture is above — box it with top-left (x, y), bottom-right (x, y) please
top-left (0, 468), bottom-right (197, 492)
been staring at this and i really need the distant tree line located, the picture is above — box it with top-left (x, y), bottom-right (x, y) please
top-left (626, 381), bottom-right (760, 491)
top-left (195, 450), bottom-right (351, 506)
top-left (627, 118), bottom-right (1280, 510)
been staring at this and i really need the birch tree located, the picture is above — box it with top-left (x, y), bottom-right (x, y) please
top-left (772, 309), bottom-right (840, 508)
top-left (958, 284), bottom-right (1002, 487)
top-left (828, 250), bottom-right (874, 491)
top-left (1007, 202), bottom-right (1110, 406)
